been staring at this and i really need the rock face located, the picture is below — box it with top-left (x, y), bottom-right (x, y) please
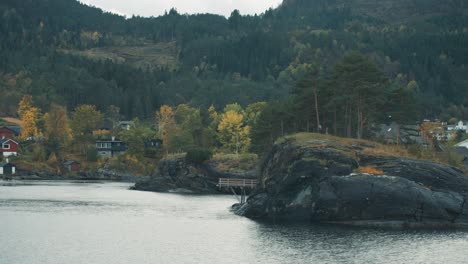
top-left (234, 133), bottom-right (468, 228)
top-left (133, 157), bottom-right (256, 194)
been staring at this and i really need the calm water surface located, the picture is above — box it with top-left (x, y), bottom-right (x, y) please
top-left (1, 181), bottom-right (467, 264)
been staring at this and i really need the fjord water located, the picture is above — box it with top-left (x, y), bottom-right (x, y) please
top-left (1, 181), bottom-right (467, 264)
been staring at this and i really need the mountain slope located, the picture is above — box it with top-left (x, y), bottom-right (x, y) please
top-left (0, 0), bottom-right (467, 119)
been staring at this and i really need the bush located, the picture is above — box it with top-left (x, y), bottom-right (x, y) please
top-left (86, 147), bottom-right (98, 162)
top-left (186, 148), bottom-right (213, 165)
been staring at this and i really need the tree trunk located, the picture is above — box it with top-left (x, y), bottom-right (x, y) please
top-left (314, 89), bottom-right (320, 133)
top-left (356, 96), bottom-right (363, 139)
top-left (333, 107), bottom-right (337, 136)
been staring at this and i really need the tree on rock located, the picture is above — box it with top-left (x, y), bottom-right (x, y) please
top-left (156, 105), bottom-right (176, 151)
top-left (217, 110), bottom-right (251, 154)
top-left (328, 53), bottom-right (388, 138)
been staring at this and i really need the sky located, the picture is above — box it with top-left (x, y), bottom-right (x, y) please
top-left (79, 0), bottom-right (283, 17)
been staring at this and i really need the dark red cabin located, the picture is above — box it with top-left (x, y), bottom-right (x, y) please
top-left (0, 126), bottom-right (20, 139)
top-left (64, 160), bottom-right (81, 172)
top-left (0, 138), bottom-right (18, 157)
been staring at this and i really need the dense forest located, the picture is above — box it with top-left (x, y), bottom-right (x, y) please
top-left (1, 0), bottom-right (468, 122)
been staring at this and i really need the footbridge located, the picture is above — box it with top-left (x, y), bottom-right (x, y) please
top-left (217, 178), bottom-right (258, 204)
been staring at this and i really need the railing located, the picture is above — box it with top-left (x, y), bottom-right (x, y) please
top-left (218, 178), bottom-right (258, 188)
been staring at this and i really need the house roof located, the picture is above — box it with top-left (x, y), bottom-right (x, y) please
top-left (118, 121), bottom-right (133, 125)
top-left (1, 126), bottom-right (20, 135)
top-left (6, 126), bottom-right (21, 134)
top-left (0, 138), bottom-right (18, 145)
top-left (455, 139), bottom-right (468, 147)
top-left (96, 140), bottom-right (124, 143)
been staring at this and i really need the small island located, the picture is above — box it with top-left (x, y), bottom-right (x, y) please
top-left (233, 133), bottom-right (468, 228)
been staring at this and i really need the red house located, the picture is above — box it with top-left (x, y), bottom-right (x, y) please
top-left (0, 138), bottom-right (18, 157)
top-left (64, 160), bottom-right (81, 172)
top-left (0, 126), bottom-right (20, 139)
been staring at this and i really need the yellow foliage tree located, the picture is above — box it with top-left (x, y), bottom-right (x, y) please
top-left (44, 104), bottom-right (71, 153)
top-left (18, 95), bottom-right (41, 140)
top-left (156, 105), bottom-right (176, 150)
top-left (208, 105), bottom-right (218, 120)
top-left (217, 110), bottom-right (251, 154)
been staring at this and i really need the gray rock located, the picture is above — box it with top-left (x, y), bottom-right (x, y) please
top-left (234, 134), bottom-right (468, 228)
top-left (133, 157), bottom-right (257, 194)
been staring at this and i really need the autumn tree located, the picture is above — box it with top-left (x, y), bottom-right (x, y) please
top-left (70, 105), bottom-right (103, 137)
top-left (156, 105), bottom-right (176, 151)
top-left (44, 103), bottom-right (71, 154)
top-left (18, 95), bottom-right (41, 140)
top-left (70, 105), bottom-right (103, 154)
top-left (217, 110), bottom-right (251, 154)
top-left (171, 104), bottom-right (204, 151)
top-left (118, 118), bottom-right (153, 156)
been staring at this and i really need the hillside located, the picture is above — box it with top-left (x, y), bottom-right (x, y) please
top-left (0, 0), bottom-right (467, 120)
top-left (60, 42), bottom-right (179, 71)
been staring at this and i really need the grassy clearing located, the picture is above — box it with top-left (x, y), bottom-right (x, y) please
top-left (279, 133), bottom-right (466, 171)
top-left (60, 42), bottom-right (179, 71)
top-left (211, 153), bottom-right (259, 172)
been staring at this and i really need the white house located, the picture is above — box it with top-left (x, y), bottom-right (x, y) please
top-left (0, 162), bottom-right (15, 175)
top-left (448, 121), bottom-right (468, 132)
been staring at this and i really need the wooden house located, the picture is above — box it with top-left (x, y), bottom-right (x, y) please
top-left (96, 137), bottom-right (128, 158)
top-left (145, 139), bottom-right (163, 150)
top-left (0, 126), bottom-right (20, 139)
top-left (0, 138), bottom-right (18, 157)
top-left (0, 162), bottom-right (16, 175)
top-left (63, 160), bottom-right (81, 172)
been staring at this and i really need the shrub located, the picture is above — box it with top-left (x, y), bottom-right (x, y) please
top-left (186, 148), bottom-right (213, 165)
top-left (355, 165), bottom-right (385, 175)
top-left (32, 144), bottom-right (46, 162)
top-left (86, 147), bottom-right (98, 162)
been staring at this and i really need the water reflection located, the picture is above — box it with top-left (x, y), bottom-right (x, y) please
top-left (1, 181), bottom-right (467, 264)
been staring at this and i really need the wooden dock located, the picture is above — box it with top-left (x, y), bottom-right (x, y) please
top-left (217, 178), bottom-right (258, 204)
top-left (217, 178), bottom-right (258, 188)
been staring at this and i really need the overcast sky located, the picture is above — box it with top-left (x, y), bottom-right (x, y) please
top-left (79, 0), bottom-right (283, 17)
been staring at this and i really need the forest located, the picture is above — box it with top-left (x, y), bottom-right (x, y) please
top-left (1, 0), bottom-right (468, 135)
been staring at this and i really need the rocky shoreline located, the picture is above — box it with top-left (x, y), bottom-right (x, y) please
top-left (132, 157), bottom-right (257, 194)
top-left (232, 133), bottom-right (468, 228)
top-left (3, 169), bottom-right (146, 183)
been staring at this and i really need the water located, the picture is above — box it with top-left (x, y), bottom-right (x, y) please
top-left (1, 181), bottom-right (467, 264)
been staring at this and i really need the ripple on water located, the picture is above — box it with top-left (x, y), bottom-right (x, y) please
top-left (1, 181), bottom-right (468, 264)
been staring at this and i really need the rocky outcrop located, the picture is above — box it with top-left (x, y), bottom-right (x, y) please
top-left (234, 133), bottom-right (468, 228)
top-left (133, 157), bottom-right (257, 194)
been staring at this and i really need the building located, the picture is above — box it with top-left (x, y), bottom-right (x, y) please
top-left (0, 126), bottom-right (20, 139)
top-left (96, 137), bottom-right (128, 158)
top-left (447, 121), bottom-right (468, 132)
top-left (118, 121), bottom-right (134, 130)
top-left (455, 139), bottom-right (468, 166)
top-left (0, 138), bottom-right (18, 157)
top-left (145, 139), bottom-right (163, 150)
top-left (63, 160), bottom-right (80, 172)
top-left (0, 162), bottom-right (16, 175)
